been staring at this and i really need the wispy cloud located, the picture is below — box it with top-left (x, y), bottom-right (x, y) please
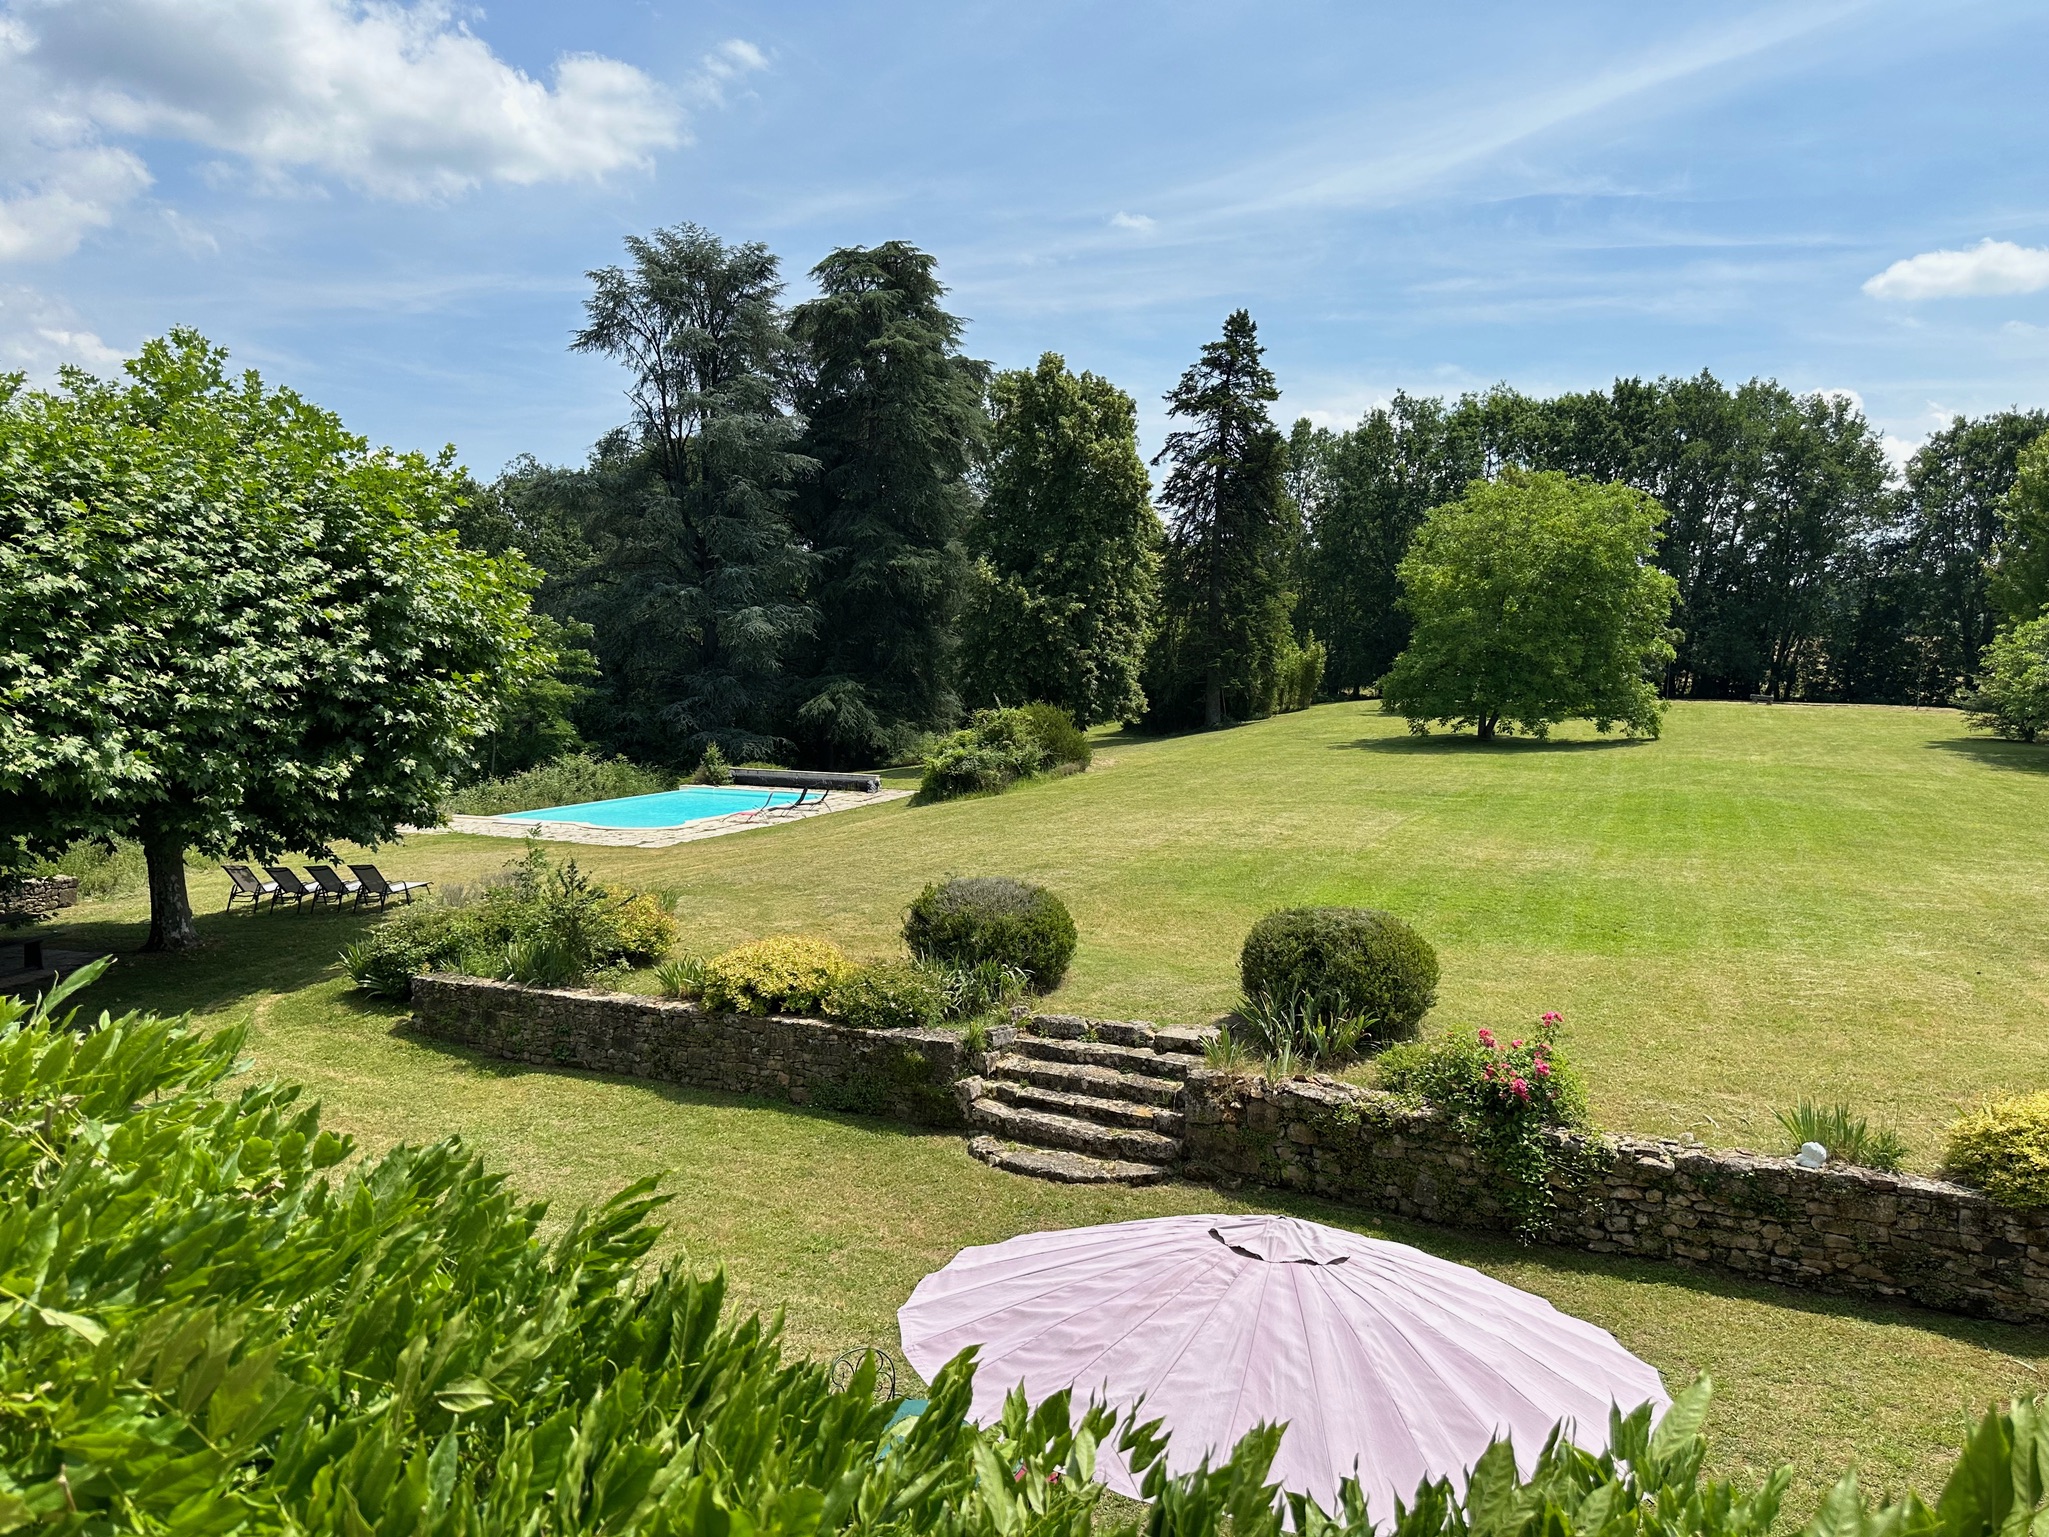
top-left (1109, 211), bottom-right (1155, 232)
top-left (1864, 238), bottom-right (2049, 300)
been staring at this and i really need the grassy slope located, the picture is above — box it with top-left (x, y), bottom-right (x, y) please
top-left (42, 699), bottom-right (2049, 1507)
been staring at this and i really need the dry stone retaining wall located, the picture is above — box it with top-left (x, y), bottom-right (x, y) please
top-left (404, 980), bottom-right (2048, 1325)
top-left (1181, 1071), bottom-right (2049, 1325)
top-left (409, 974), bottom-right (971, 1127)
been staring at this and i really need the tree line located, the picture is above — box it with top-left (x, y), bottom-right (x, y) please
top-left (465, 223), bottom-right (2049, 773)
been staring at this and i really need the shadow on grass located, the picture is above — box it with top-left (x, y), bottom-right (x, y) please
top-left (45, 903), bottom-right (388, 1021)
top-left (1334, 733), bottom-right (1649, 755)
top-left (1925, 736), bottom-right (2049, 775)
top-left (395, 1025), bottom-right (957, 1143)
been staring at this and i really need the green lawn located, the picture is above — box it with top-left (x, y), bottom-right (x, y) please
top-left (36, 699), bottom-right (2049, 1509)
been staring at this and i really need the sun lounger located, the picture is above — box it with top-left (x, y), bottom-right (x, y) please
top-left (347, 864), bottom-right (430, 910)
top-left (305, 865), bottom-right (362, 910)
top-left (223, 865), bottom-right (279, 913)
top-left (264, 865), bottom-right (319, 909)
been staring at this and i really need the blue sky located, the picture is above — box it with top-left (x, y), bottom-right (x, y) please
top-left (2, 0), bottom-right (2046, 477)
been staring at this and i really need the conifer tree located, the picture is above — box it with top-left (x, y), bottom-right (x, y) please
top-left (1145, 310), bottom-right (1295, 729)
top-left (790, 243), bottom-right (987, 765)
top-left (961, 353), bottom-right (1161, 725)
top-left (572, 225), bottom-right (814, 762)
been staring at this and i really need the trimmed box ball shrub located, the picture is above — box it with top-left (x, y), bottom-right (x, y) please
top-left (702, 935), bottom-right (855, 1016)
top-left (904, 876), bottom-right (1077, 992)
top-left (1947, 1091), bottom-right (2049, 1207)
top-left (1240, 906), bottom-right (1438, 1040)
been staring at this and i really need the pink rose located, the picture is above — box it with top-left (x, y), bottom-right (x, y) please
top-left (1534, 1061), bottom-right (1551, 1077)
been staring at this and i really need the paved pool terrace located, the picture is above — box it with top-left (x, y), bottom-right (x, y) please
top-left (434, 784), bottom-right (911, 848)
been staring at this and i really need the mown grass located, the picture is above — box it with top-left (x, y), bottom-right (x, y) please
top-left (34, 699), bottom-right (2049, 1508)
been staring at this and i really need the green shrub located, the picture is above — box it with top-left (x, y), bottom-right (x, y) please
top-left (22, 836), bottom-right (148, 899)
top-left (1236, 991), bottom-right (1372, 1072)
top-left (1962, 614), bottom-right (2049, 743)
top-left (1018, 702), bottom-right (1092, 769)
top-left (1776, 1100), bottom-right (1908, 1173)
top-left (1377, 1012), bottom-right (1592, 1239)
top-left (916, 709), bottom-right (1050, 801)
top-left (445, 751), bottom-right (671, 816)
top-left (1947, 1091), bottom-right (2049, 1206)
top-left (938, 958), bottom-right (1032, 1020)
top-left (693, 741), bottom-right (735, 785)
top-left (341, 847), bottom-right (670, 995)
top-left (11, 969), bottom-right (2049, 1537)
top-left (825, 960), bottom-right (949, 1030)
top-left (903, 876), bottom-right (1076, 992)
top-left (701, 935), bottom-right (856, 1015)
top-left (1239, 906), bottom-right (1438, 1041)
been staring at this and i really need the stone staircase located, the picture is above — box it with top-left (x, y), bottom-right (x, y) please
top-left (959, 1014), bottom-right (1213, 1185)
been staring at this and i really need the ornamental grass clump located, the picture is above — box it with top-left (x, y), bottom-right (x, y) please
top-left (1776, 1100), bottom-right (1908, 1173)
top-left (1239, 907), bottom-right (1438, 1045)
top-left (904, 876), bottom-right (1077, 992)
top-left (1377, 1012), bottom-right (1593, 1240)
top-left (1946, 1091), bottom-right (2049, 1207)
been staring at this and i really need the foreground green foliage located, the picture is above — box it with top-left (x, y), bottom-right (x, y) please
top-left (10, 974), bottom-right (2049, 1537)
top-left (0, 330), bottom-right (550, 950)
top-left (1382, 471), bottom-right (1679, 741)
top-left (1946, 1091), bottom-right (2049, 1207)
top-left (904, 877), bottom-right (1077, 992)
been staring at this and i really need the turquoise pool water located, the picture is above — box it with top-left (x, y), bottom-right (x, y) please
top-left (496, 786), bottom-right (802, 829)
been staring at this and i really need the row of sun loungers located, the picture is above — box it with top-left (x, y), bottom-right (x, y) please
top-left (222, 863), bottom-right (430, 914)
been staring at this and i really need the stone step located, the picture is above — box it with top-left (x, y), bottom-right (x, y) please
top-left (1026, 1014), bottom-right (1213, 1058)
top-left (1012, 1033), bottom-right (1199, 1081)
top-left (984, 1077), bottom-right (1185, 1134)
top-left (984, 1053), bottom-right (1183, 1107)
top-left (967, 1099), bottom-right (1182, 1164)
top-left (968, 1136), bottom-right (1168, 1186)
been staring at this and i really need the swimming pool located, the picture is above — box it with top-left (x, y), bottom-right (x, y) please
top-left (495, 785), bottom-right (804, 830)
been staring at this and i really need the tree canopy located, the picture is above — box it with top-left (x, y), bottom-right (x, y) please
top-left (961, 352), bottom-right (1161, 726)
top-left (0, 331), bottom-right (548, 948)
top-left (790, 242), bottom-right (988, 765)
top-left (1381, 471), bottom-right (1679, 741)
top-left (1146, 310), bottom-right (1296, 730)
top-left (570, 225), bottom-right (815, 763)
top-left (1992, 429), bottom-right (2049, 626)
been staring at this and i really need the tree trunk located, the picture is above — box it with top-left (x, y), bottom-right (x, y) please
top-left (1204, 668), bottom-right (1224, 729)
top-left (1476, 715), bottom-right (1496, 742)
top-left (142, 827), bottom-right (199, 952)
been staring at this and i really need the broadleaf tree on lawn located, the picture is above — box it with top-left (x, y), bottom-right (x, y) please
top-left (0, 331), bottom-right (551, 950)
top-left (1380, 470), bottom-right (1680, 742)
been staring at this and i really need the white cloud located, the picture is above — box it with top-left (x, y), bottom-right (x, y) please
top-left (0, 0), bottom-right (718, 258)
top-left (1863, 239), bottom-right (2049, 301)
top-left (0, 280), bottom-right (122, 370)
top-left (1109, 210), bottom-right (1155, 232)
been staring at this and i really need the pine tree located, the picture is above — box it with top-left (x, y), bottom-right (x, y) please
top-left (789, 242), bottom-right (987, 765)
top-left (571, 225), bottom-right (814, 763)
top-left (1145, 310), bottom-right (1295, 729)
top-left (960, 353), bottom-right (1162, 726)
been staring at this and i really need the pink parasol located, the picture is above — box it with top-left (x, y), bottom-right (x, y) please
top-left (898, 1213), bottom-right (1667, 1516)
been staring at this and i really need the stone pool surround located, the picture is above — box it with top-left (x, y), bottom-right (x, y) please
top-left (407, 976), bottom-right (2049, 1327)
top-left (437, 787), bottom-right (911, 848)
